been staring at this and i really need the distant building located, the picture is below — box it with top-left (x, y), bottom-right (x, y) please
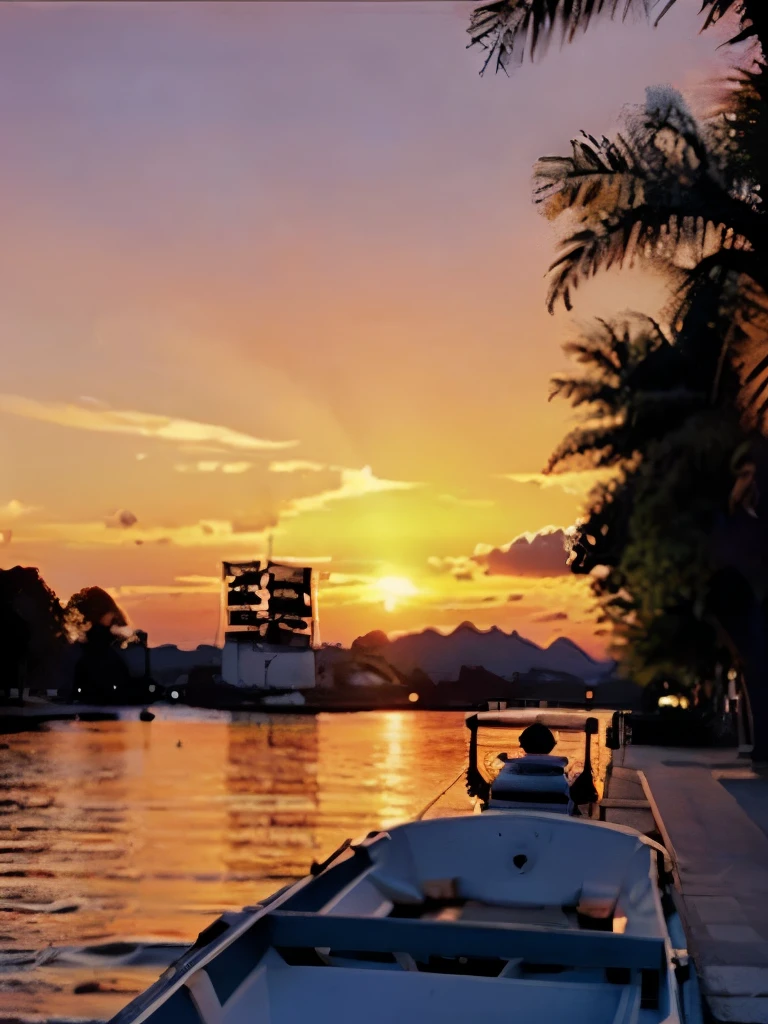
top-left (220, 560), bottom-right (317, 692)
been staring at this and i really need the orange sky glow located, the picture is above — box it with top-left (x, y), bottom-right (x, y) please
top-left (1, 1), bottom-right (737, 653)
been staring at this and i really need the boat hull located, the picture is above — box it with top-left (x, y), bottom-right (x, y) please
top-left (110, 813), bottom-right (697, 1024)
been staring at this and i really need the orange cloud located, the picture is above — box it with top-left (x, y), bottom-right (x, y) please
top-left (502, 470), bottom-right (616, 496)
top-left (269, 459), bottom-right (326, 473)
top-left (0, 394), bottom-right (297, 452)
top-left (428, 526), bottom-right (574, 579)
top-left (286, 465), bottom-right (422, 516)
top-left (0, 499), bottom-right (37, 518)
top-left (104, 508), bottom-right (138, 529)
top-left (473, 527), bottom-right (573, 577)
top-left (20, 518), bottom-right (272, 550)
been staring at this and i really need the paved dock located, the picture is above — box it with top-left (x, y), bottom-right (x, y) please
top-left (623, 746), bottom-right (768, 1024)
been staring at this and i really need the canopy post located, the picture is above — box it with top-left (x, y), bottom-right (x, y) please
top-left (465, 715), bottom-right (489, 805)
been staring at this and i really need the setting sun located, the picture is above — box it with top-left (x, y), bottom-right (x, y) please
top-left (375, 576), bottom-right (419, 613)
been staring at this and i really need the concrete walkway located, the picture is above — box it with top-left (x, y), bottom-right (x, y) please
top-left (625, 746), bottom-right (768, 1024)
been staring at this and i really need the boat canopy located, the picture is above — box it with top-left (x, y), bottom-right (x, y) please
top-left (467, 708), bottom-right (614, 731)
top-left (466, 708), bottom-right (631, 752)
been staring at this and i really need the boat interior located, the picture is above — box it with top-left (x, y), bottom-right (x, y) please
top-left (116, 814), bottom-right (683, 1024)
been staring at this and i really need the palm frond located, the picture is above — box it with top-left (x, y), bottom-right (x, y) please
top-left (548, 376), bottom-right (622, 408)
top-left (546, 203), bottom-right (750, 313)
top-left (532, 91), bottom-right (758, 310)
top-left (534, 132), bottom-right (646, 220)
top-left (712, 67), bottom-right (768, 193)
top-left (468, 0), bottom-right (757, 77)
top-left (730, 288), bottom-right (768, 424)
top-left (560, 338), bottom-right (622, 376)
top-left (468, 0), bottom-right (652, 75)
top-left (699, 0), bottom-right (766, 48)
top-left (546, 422), bottom-right (634, 473)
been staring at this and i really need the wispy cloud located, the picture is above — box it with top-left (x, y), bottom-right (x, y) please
top-left (175, 461), bottom-right (252, 474)
top-left (268, 461), bottom-right (421, 514)
top-left (323, 572), bottom-right (372, 587)
top-left (502, 470), bottom-right (615, 497)
top-left (533, 610), bottom-right (569, 623)
top-left (0, 394), bottom-right (297, 452)
top-left (111, 563), bottom-right (334, 602)
top-left (108, 579), bottom-right (221, 599)
top-left (24, 518), bottom-right (274, 549)
top-left (13, 464), bottom-right (419, 551)
top-left (427, 554), bottom-right (475, 579)
top-left (287, 466), bottom-right (421, 515)
top-left (231, 516), bottom-right (278, 534)
top-left (0, 499), bottom-right (37, 519)
top-left (269, 459), bottom-right (326, 473)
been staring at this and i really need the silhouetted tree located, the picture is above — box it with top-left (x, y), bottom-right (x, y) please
top-left (64, 585), bottom-right (129, 640)
top-left (0, 567), bottom-right (66, 697)
top-left (547, 317), bottom-right (739, 688)
top-left (65, 587), bottom-right (133, 704)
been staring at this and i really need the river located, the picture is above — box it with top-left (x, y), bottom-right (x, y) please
top-left (0, 707), bottom-right (608, 1022)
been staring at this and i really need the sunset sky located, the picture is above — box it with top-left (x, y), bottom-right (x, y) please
top-left (1, 1), bottom-right (736, 651)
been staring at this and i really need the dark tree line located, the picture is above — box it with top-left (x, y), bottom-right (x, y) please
top-left (0, 566), bottom-right (134, 704)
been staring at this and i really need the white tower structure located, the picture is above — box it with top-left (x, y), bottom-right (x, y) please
top-left (220, 560), bottom-right (317, 692)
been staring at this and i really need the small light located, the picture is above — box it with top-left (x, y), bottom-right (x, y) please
top-left (408, 692), bottom-right (419, 703)
top-left (77, 688), bottom-right (82, 694)
top-left (171, 690), bottom-right (179, 700)
top-left (113, 685), bottom-right (117, 690)
top-left (148, 684), bottom-right (156, 693)
top-left (585, 690), bottom-right (594, 700)
top-left (658, 695), bottom-right (680, 709)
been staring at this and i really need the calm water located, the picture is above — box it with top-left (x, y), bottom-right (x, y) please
top-left (0, 708), bottom-right (608, 1022)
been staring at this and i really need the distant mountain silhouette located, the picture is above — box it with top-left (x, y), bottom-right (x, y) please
top-left (351, 630), bottom-right (390, 651)
top-left (352, 622), bottom-right (612, 683)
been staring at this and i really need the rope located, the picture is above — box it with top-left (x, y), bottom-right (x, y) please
top-left (414, 765), bottom-right (468, 821)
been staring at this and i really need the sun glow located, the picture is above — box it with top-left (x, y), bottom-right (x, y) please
top-left (375, 575), bottom-right (419, 612)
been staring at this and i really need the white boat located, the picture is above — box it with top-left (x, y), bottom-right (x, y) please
top-left (466, 709), bottom-right (626, 815)
top-left (489, 752), bottom-right (574, 811)
top-left (110, 811), bottom-right (699, 1024)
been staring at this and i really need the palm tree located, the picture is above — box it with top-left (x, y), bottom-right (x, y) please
top-left (548, 316), bottom-right (747, 705)
top-left (468, 1), bottom-right (765, 77)
top-left (547, 312), bottom-right (704, 474)
top-left (467, 0), bottom-right (768, 753)
top-left (471, 2), bottom-right (768, 412)
top-left (547, 315), bottom-right (709, 586)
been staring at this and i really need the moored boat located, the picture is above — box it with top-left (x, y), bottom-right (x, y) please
top-left (466, 708), bottom-right (628, 815)
top-left (110, 810), bottom-right (698, 1024)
